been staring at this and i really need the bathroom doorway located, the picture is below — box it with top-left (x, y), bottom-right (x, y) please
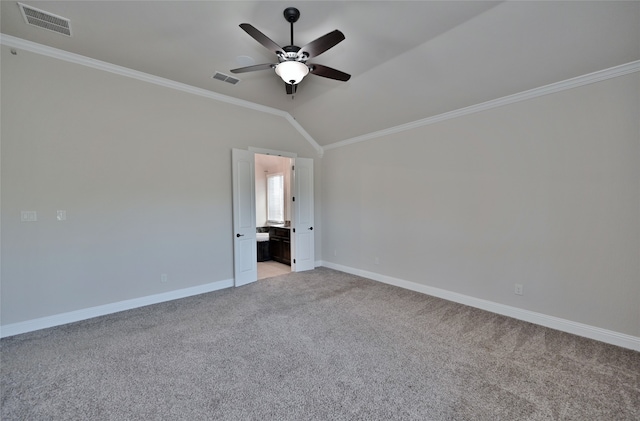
top-left (255, 153), bottom-right (292, 279)
top-left (232, 147), bottom-right (315, 286)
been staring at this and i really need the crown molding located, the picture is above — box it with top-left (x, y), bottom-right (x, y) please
top-left (284, 114), bottom-right (324, 157)
top-left (324, 60), bottom-right (640, 151)
top-left (4, 34), bottom-right (638, 157)
top-left (0, 34), bottom-right (324, 156)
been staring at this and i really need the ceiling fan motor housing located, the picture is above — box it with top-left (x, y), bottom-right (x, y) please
top-left (281, 45), bottom-right (307, 62)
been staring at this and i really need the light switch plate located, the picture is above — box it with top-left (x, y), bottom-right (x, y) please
top-left (57, 210), bottom-right (66, 221)
top-left (21, 211), bottom-right (37, 222)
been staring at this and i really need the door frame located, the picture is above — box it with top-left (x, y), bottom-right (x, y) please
top-left (233, 147), bottom-right (314, 285)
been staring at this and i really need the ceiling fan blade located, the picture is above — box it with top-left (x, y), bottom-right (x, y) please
top-left (239, 23), bottom-right (284, 55)
top-left (309, 64), bottom-right (351, 82)
top-left (230, 63), bottom-right (275, 74)
top-left (285, 83), bottom-right (297, 95)
top-left (298, 30), bottom-right (345, 59)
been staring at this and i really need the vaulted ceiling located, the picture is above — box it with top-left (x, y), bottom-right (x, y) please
top-left (2, 1), bottom-right (639, 148)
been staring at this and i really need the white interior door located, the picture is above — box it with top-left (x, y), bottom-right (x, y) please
top-left (232, 148), bottom-right (257, 286)
top-left (292, 157), bottom-right (314, 272)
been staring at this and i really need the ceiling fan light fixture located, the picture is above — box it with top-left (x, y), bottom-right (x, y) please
top-left (275, 61), bottom-right (309, 85)
top-left (233, 8), bottom-right (350, 94)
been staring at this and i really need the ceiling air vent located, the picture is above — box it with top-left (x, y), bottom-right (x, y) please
top-left (212, 72), bottom-right (240, 85)
top-left (18, 3), bottom-right (72, 36)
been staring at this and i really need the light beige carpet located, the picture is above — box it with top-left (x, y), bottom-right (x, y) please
top-left (1, 267), bottom-right (638, 420)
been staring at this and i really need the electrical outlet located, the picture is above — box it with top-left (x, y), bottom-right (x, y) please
top-left (514, 283), bottom-right (524, 295)
top-left (161, 274), bottom-right (168, 283)
top-left (57, 210), bottom-right (66, 221)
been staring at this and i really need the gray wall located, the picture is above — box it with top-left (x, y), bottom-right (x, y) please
top-left (0, 46), bottom-right (319, 325)
top-left (2, 43), bottom-right (638, 340)
top-left (320, 73), bottom-right (640, 337)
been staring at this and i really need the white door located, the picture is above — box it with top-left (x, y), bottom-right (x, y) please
top-left (232, 148), bottom-right (257, 286)
top-left (292, 157), bottom-right (315, 272)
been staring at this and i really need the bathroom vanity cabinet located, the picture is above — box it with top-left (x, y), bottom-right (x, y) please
top-left (269, 227), bottom-right (291, 265)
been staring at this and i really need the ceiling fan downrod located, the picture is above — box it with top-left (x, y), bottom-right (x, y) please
top-left (283, 7), bottom-right (300, 47)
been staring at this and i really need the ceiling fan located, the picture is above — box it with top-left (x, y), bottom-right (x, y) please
top-left (230, 7), bottom-right (350, 95)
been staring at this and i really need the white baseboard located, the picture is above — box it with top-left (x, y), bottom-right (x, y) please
top-left (0, 278), bottom-right (234, 338)
top-left (318, 261), bottom-right (640, 352)
top-left (4, 266), bottom-right (638, 352)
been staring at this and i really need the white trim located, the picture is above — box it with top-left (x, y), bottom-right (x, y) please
top-left (0, 278), bottom-right (234, 338)
top-left (5, 34), bottom-right (638, 157)
top-left (0, 35), bottom-right (281, 116)
top-left (0, 34), bottom-right (324, 156)
top-left (248, 147), bottom-right (297, 158)
top-left (318, 261), bottom-right (640, 351)
top-left (283, 114), bottom-right (324, 156)
top-left (324, 60), bottom-right (640, 151)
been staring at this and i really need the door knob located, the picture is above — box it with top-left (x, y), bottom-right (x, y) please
top-left (236, 233), bottom-right (244, 237)
top-left (309, 227), bottom-right (313, 231)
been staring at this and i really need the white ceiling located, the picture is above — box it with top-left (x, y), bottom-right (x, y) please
top-left (1, 1), bottom-right (639, 147)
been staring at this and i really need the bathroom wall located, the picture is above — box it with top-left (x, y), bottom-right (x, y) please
top-left (255, 154), bottom-right (292, 227)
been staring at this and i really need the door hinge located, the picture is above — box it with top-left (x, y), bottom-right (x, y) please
top-left (293, 259), bottom-right (296, 264)
top-left (292, 196), bottom-right (295, 202)
top-left (292, 165), bottom-right (294, 171)
top-left (293, 228), bottom-right (295, 233)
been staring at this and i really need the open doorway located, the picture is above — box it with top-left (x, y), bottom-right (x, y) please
top-left (255, 153), bottom-right (292, 279)
top-left (233, 148), bottom-right (314, 286)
